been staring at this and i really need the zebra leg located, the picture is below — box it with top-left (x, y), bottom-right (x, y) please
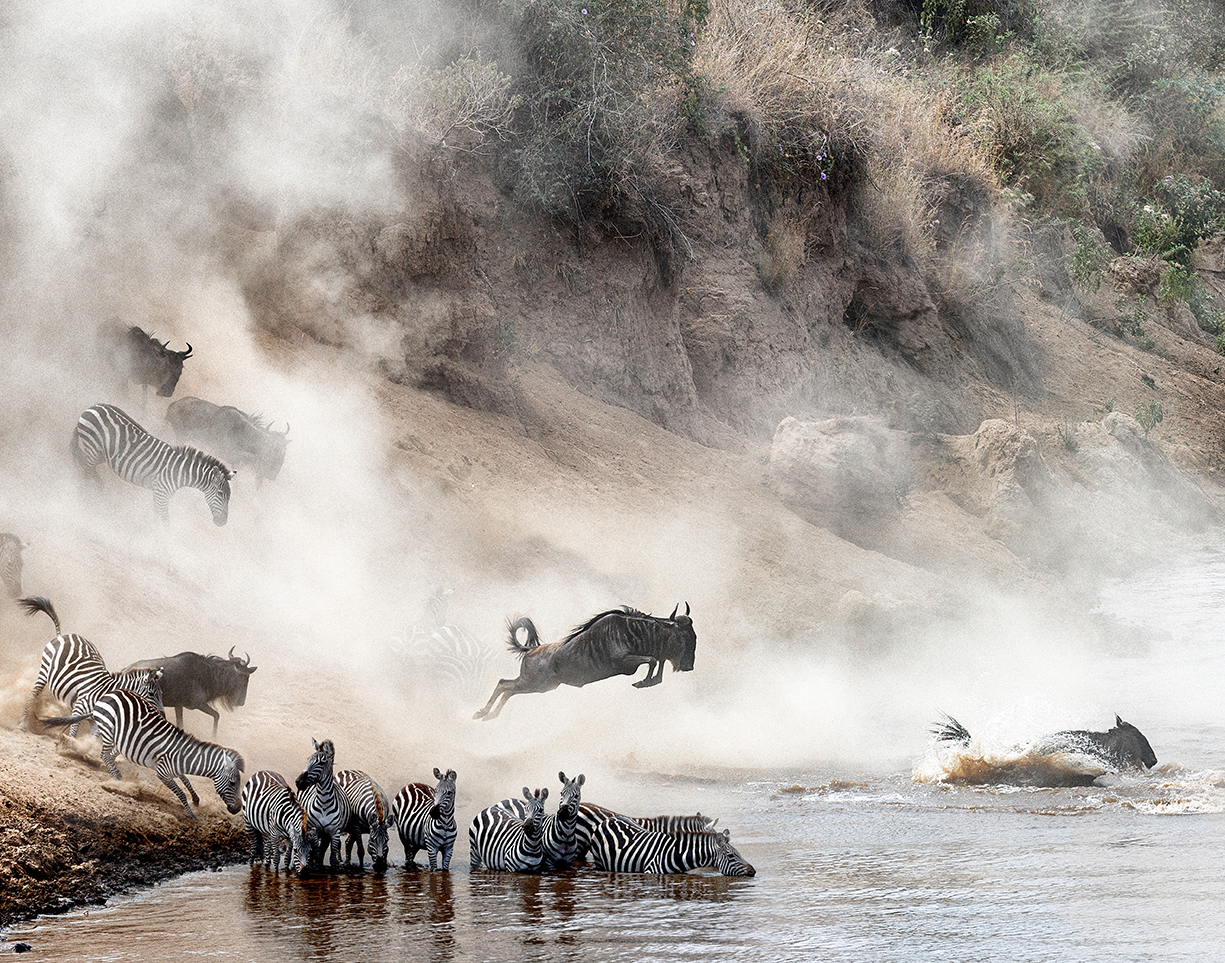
top-left (153, 488), bottom-right (172, 524)
top-left (154, 760), bottom-right (196, 819)
top-left (177, 775), bottom-right (201, 807)
top-left (101, 742), bottom-right (123, 780)
top-left (17, 685), bottom-right (44, 731)
top-left (247, 827), bottom-right (265, 865)
top-left (439, 840), bottom-right (454, 871)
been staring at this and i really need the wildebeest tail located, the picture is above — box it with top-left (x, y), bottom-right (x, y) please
top-left (40, 711), bottom-right (92, 729)
top-left (931, 713), bottom-right (972, 745)
top-left (19, 596), bottom-right (61, 635)
top-left (505, 616), bottom-right (541, 656)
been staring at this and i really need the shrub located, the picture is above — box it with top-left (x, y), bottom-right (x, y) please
top-left (1134, 399), bottom-right (1165, 434)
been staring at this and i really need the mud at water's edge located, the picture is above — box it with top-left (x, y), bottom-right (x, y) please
top-left (0, 725), bottom-right (248, 925)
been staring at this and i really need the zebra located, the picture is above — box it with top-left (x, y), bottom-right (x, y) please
top-left (17, 596), bottom-right (164, 736)
top-left (592, 821), bottom-right (755, 877)
top-left (295, 738), bottom-right (351, 869)
top-left (0, 532), bottom-right (28, 599)
top-left (335, 769), bottom-right (392, 872)
top-left (70, 403), bottom-right (236, 526)
top-left (241, 770), bottom-right (311, 872)
top-left (42, 689), bottom-right (244, 819)
top-left (494, 771), bottom-right (585, 869)
top-left (392, 767), bottom-right (458, 870)
top-left (390, 588), bottom-right (498, 703)
top-left (636, 813), bottom-right (718, 833)
top-left (572, 804), bottom-right (716, 862)
top-left (468, 786), bottom-right (548, 872)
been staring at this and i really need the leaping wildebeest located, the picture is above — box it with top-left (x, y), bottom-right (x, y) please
top-left (101, 320), bottom-right (193, 400)
top-left (166, 397), bottom-right (290, 484)
top-left (125, 648), bottom-right (257, 735)
top-left (472, 604), bottom-right (696, 721)
top-left (931, 712), bottom-right (1158, 786)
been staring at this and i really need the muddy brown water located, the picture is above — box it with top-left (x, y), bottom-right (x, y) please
top-left (8, 552), bottom-right (1225, 961)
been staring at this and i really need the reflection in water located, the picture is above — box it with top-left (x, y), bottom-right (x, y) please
top-left (395, 870), bottom-right (457, 962)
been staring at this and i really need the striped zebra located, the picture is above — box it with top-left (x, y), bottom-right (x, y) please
top-left (241, 770), bottom-right (311, 872)
top-left (392, 767), bottom-right (457, 870)
top-left (42, 689), bottom-right (244, 819)
top-left (0, 532), bottom-right (28, 599)
top-left (572, 804), bottom-right (716, 862)
top-left (592, 821), bottom-right (755, 877)
top-left (390, 589), bottom-right (498, 703)
top-left (468, 786), bottom-right (548, 872)
top-left (295, 738), bottom-right (351, 869)
top-left (336, 769), bottom-right (392, 872)
top-left (495, 771), bottom-right (585, 869)
top-left (17, 596), bottom-right (164, 737)
top-left (636, 813), bottom-right (718, 833)
top-left (71, 403), bottom-right (236, 526)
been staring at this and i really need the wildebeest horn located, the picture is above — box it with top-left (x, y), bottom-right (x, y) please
top-left (670, 604), bottom-right (678, 619)
top-left (178, 343), bottom-right (193, 359)
top-left (684, 601), bottom-right (690, 616)
top-left (280, 423), bottom-right (290, 436)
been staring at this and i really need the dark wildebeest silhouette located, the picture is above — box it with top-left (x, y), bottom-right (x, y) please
top-left (473, 604), bottom-right (696, 721)
top-left (166, 397), bottom-right (290, 484)
top-left (0, 532), bottom-right (29, 599)
top-left (102, 321), bottom-right (192, 400)
top-left (932, 713), bottom-right (1157, 786)
top-left (125, 648), bottom-right (256, 734)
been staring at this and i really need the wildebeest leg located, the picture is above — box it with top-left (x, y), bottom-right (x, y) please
top-left (474, 679), bottom-right (517, 720)
top-left (175, 706), bottom-right (184, 728)
top-left (631, 659), bottom-right (664, 689)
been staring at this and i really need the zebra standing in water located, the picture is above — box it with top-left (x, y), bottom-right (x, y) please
top-left (572, 804), bottom-right (717, 862)
top-left (0, 532), bottom-right (28, 599)
top-left (495, 772), bottom-right (585, 869)
top-left (42, 689), bottom-right (244, 819)
top-left (71, 403), bottom-right (236, 525)
top-left (392, 767), bottom-right (458, 870)
top-left (17, 596), bottom-right (164, 736)
top-left (295, 739), bottom-right (351, 869)
top-left (336, 769), bottom-right (392, 872)
top-left (241, 770), bottom-right (312, 872)
top-left (592, 822), bottom-right (755, 877)
top-left (469, 787), bottom-right (548, 872)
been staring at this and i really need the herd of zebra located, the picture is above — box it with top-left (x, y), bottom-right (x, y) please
top-left (244, 743), bottom-right (755, 878)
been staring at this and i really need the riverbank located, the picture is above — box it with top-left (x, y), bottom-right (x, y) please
top-left (0, 726), bottom-right (247, 925)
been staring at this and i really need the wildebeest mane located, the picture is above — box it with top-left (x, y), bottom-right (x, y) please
top-left (561, 606), bottom-right (651, 644)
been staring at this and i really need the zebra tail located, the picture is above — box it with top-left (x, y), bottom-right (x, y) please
top-left (40, 711), bottom-right (92, 730)
top-left (18, 596), bottom-right (60, 634)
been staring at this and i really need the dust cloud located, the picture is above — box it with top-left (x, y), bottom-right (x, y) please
top-left (0, 0), bottom-right (1204, 819)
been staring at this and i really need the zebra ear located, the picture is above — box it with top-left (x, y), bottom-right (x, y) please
top-left (434, 767), bottom-right (443, 780)
top-left (312, 737), bottom-right (320, 751)
top-left (539, 787), bottom-right (549, 801)
top-left (448, 770), bottom-right (457, 781)
top-left (577, 774), bottom-right (585, 786)
top-left (522, 786), bottom-right (532, 801)
top-left (558, 771), bottom-right (567, 783)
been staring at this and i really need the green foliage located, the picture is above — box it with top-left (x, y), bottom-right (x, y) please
top-left (1133, 174), bottom-right (1225, 267)
top-left (1069, 223), bottom-right (1111, 293)
top-left (1134, 398), bottom-right (1165, 434)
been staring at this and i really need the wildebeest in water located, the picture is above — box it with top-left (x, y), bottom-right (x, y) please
top-left (166, 396), bottom-right (290, 484)
top-left (125, 648), bottom-right (257, 734)
top-left (931, 713), bottom-right (1158, 787)
top-left (100, 320), bottom-right (192, 400)
top-left (473, 604), bottom-right (697, 721)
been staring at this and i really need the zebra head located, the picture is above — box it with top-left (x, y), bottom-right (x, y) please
top-left (296, 738), bottom-right (335, 791)
top-left (556, 771), bottom-right (585, 822)
top-left (430, 767), bottom-right (457, 821)
top-left (216, 750), bottom-right (245, 815)
top-left (711, 829), bottom-right (755, 877)
top-left (201, 459), bottom-right (237, 526)
top-left (521, 786), bottom-right (549, 839)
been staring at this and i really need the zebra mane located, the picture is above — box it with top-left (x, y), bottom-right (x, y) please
top-left (178, 445), bottom-right (232, 475)
top-left (562, 606), bottom-right (651, 643)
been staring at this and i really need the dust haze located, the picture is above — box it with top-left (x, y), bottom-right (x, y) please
top-left (0, 0), bottom-right (1211, 817)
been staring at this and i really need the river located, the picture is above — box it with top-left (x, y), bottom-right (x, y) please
top-left (8, 552), bottom-right (1225, 962)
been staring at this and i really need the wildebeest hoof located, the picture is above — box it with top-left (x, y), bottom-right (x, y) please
top-left (632, 678), bottom-right (660, 689)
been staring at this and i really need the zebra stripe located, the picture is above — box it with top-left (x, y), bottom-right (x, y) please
top-left (0, 532), bottom-right (27, 599)
top-left (392, 767), bottom-right (457, 870)
top-left (295, 739), bottom-right (351, 869)
top-left (241, 770), bottom-right (311, 872)
top-left (574, 803), bottom-right (643, 863)
top-left (635, 813), bottom-right (717, 833)
top-left (390, 588), bottom-right (498, 702)
top-left (495, 771), bottom-right (585, 869)
top-left (42, 690), bottom-right (243, 819)
top-left (468, 786), bottom-right (548, 872)
top-left (335, 769), bottom-right (392, 871)
top-left (17, 597), bottom-right (164, 736)
top-left (592, 822), bottom-right (755, 877)
top-left (71, 403), bottom-right (235, 525)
